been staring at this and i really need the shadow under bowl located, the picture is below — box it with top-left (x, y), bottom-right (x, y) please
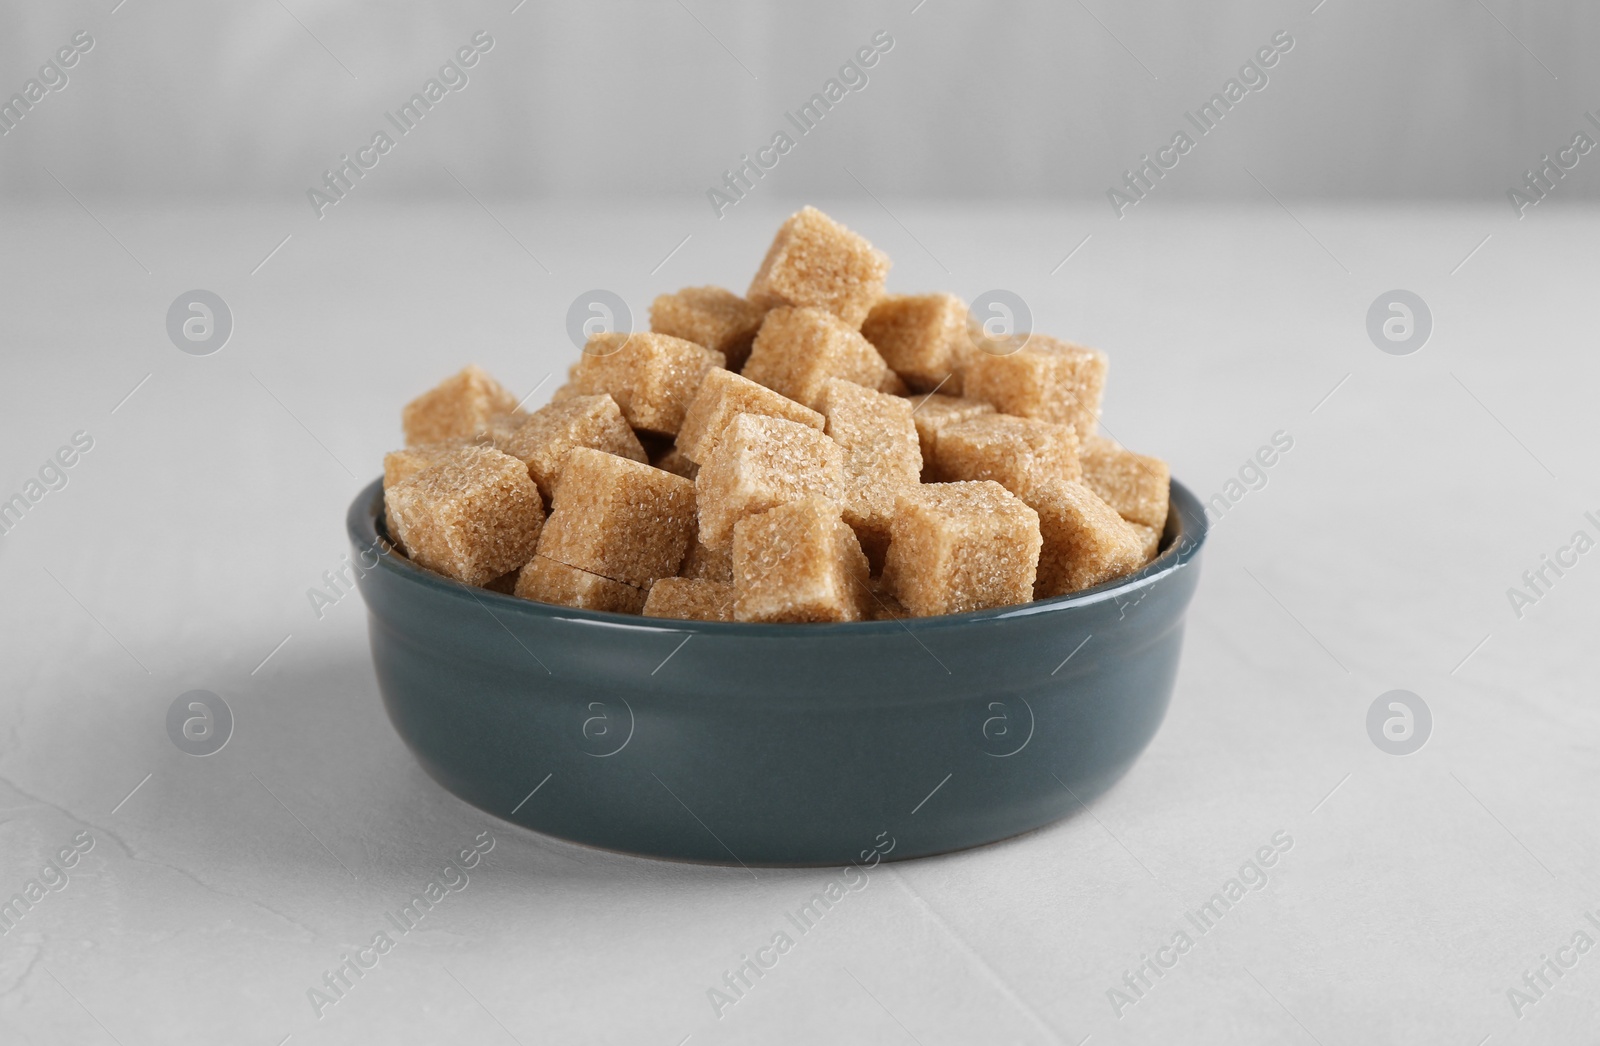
top-left (348, 478), bottom-right (1208, 866)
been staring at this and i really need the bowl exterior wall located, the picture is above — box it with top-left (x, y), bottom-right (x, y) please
top-left (351, 480), bottom-right (1206, 864)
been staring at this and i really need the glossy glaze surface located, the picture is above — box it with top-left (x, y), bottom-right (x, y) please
top-left (350, 477), bottom-right (1207, 864)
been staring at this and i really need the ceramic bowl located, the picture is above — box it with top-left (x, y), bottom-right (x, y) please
top-left (348, 478), bottom-right (1207, 865)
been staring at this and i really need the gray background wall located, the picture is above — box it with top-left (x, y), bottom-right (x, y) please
top-left (0, 0), bottom-right (1593, 206)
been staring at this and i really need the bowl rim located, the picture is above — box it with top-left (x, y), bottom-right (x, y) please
top-left (348, 476), bottom-right (1208, 636)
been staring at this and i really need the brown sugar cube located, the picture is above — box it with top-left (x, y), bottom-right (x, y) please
top-left (568, 331), bottom-right (725, 435)
top-left (932, 414), bottom-right (1081, 501)
top-left (741, 306), bottom-right (898, 410)
top-left (650, 287), bottom-right (767, 372)
top-left (861, 293), bottom-right (969, 392)
top-left (1078, 435), bottom-right (1171, 530)
top-left (643, 577), bottom-right (735, 622)
top-left (680, 530), bottom-right (734, 583)
top-left (1129, 523), bottom-right (1162, 562)
top-left (675, 368), bottom-right (825, 465)
top-left (882, 481), bottom-right (1041, 616)
top-left (384, 446), bottom-right (544, 586)
top-left (549, 382), bottom-right (585, 405)
top-left (820, 377), bottom-right (922, 485)
top-left (536, 448), bottom-right (696, 587)
top-left (694, 413), bottom-right (844, 550)
top-left (1030, 480), bottom-right (1147, 598)
top-left (401, 365), bottom-right (521, 446)
top-left (479, 411), bottom-right (531, 449)
top-left (680, 500), bottom-right (733, 582)
top-left (515, 555), bottom-right (646, 614)
top-left (746, 206), bottom-right (889, 329)
top-left (963, 335), bottom-right (1108, 437)
top-left (652, 444), bottom-right (699, 481)
top-left (819, 378), bottom-right (922, 568)
top-left (384, 441), bottom-right (473, 490)
top-left (383, 441), bottom-right (475, 550)
top-left (732, 497), bottom-right (872, 623)
top-left (500, 394), bottom-right (647, 499)
top-left (903, 392), bottom-right (995, 472)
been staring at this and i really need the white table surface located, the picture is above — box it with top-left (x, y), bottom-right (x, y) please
top-left (2, 198), bottom-right (1597, 1045)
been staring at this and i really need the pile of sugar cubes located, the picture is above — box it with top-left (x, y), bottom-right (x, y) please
top-left (382, 206), bottom-right (1170, 623)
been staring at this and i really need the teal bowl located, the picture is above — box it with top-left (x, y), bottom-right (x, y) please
top-left (348, 478), bottom-right (1207, 865)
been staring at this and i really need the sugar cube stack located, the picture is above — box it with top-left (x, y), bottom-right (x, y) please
top-left (381, 205), bottom-right (1171, 621)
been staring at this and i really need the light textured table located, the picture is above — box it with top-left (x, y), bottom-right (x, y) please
top-left (2, 199), bottom-right (1597, 1045)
